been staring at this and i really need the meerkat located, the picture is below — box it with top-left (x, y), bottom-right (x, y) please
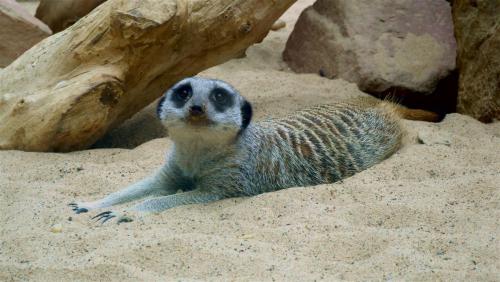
top-left (70, 77), bottom-right (405, 223)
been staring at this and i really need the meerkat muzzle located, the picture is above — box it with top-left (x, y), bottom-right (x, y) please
top-left (189, 105), bottom-right (204, 116)
top-left (186, 105), bottom-right (211, 126)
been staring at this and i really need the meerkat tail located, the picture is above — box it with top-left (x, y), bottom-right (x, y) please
top-left (393, 107), bottom-right (441, 122)
top-left (348, 96), bottom-right (441, 122)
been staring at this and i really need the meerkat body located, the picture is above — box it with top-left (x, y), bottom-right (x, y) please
top-left (70, 77), bottom-right (403, 223)
top-left (241, 103), bottom-right (401, 195)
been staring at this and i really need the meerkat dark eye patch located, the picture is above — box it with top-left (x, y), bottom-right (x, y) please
top-left (210, 87), bottom-right (234, 112)
top-left (170, 83), bottom-right (192, 108)
top-left (240, 99), bottom-right (253, 130)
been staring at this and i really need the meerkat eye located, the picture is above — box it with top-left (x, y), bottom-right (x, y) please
top-left (211, 88), bottom-right (230, 104)
top-left (172, 84), bottom-right (192, 103)
top-left (210, 87), bottom-right (234, 112)
top-left (214, 92), bottom-right (227, 103)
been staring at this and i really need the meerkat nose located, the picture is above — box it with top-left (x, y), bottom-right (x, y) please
top-left (189, 105), bottom-right (204, 116)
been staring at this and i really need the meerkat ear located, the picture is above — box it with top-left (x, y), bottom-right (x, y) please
top-left (240, 99), bottom-right (253, 130)
top-left (156, 94), bottom-right (167, 119)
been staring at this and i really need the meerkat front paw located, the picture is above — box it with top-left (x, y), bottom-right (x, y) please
top-left (92, 210), bottom-right (134, 224)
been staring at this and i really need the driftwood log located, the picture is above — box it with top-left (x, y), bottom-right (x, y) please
top-left (0, 0), bottom-right (296, 152)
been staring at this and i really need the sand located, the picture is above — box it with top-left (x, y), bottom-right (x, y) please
top-left (1, 1), bottom-right (500, 280)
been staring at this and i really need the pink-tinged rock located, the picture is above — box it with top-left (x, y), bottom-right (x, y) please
top-left (35, 0), bottom-right (107, 33)
top-left (453, 0), bottom-right (500, 123)
top-left (283, 0), bottom-right (456, 95)
top-left (0, 0), bottom-right (52, 67)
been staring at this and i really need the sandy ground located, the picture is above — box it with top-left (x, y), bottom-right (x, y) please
top-left (2, 1), bottom-right (500, 281)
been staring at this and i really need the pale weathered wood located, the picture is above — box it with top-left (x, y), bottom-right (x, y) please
top-left (0, 0), bottom-right (296, 152)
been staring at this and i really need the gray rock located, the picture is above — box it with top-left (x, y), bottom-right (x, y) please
top-left (283, 0), bottom-right (456, 95)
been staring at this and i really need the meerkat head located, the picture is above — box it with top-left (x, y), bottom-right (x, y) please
top-left (157, 77), bottom-right (253, 144)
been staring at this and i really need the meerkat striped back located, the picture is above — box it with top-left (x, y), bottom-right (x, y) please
top-left (241, 102), bottom-right (403, 195)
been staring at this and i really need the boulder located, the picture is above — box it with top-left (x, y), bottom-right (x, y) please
top-left (283, 0), bottom-right (456, 95)
top-left (36, 0), bottom-right (107, 33)
top-left (0, 0), bottom-right (52, 67)
top-left (453, 0), bottom-right (500, 123)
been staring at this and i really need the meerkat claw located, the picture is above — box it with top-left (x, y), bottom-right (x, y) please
top-left (75, 208), bottom-right (88, 214)
top-left (117, 216), bottom-right (133, 224)
top-left (92, 211), bottom-right (111, 219)
top-left (100, 214), bottom-right (116, 224)
top-left (93, 211), bottom-right (117, 224)
top-left (69, 202), bottom-right (89, 214)
top-left (93, 211), bottom-right (111, 217)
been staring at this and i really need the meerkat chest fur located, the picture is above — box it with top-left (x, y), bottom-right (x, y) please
top-left (169, 128), bottom-right (241, 178)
